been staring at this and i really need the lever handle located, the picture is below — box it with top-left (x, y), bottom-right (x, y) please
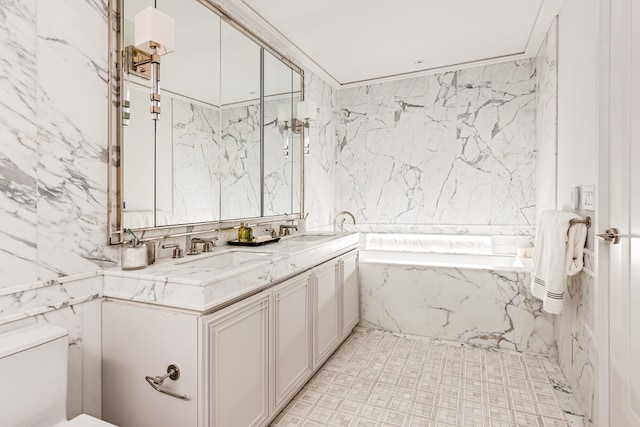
top-left (596, 228), bottom-right (621, 244)
top-left (145, 364), bottom-right (187, 400)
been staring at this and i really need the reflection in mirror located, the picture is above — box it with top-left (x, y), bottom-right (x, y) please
top-left (122, 0), bottom-right (222, 228)
top-left (116, 0), bottom-right (304, 236)
top-left (263, 51), bottom-right (298, 216)
top-left (220, 21), bottom-right (261, 220)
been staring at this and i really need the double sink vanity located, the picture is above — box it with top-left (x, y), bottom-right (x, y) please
top-left (101, 232), bottom-right (360, 427)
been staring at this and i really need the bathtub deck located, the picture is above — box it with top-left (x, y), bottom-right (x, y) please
top-left (270, 328), bottom-right (587, 427)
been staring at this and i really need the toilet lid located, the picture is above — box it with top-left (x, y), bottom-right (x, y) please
top-left (65, 414), bottom-right (118, 426)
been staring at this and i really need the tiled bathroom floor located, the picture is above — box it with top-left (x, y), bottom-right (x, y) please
top-left (271, 329), bottom-right (586, 427)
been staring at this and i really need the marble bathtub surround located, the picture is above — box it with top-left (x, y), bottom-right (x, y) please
top-left (359, 253), bottom-right (554, 356)
top-left (336, 60), bottom-right (537, 227)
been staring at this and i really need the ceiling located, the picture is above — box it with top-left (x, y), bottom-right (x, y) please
top-left (216, 0), bottom-right (565, 88)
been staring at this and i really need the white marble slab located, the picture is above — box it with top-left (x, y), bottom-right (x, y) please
top-left (103, 232), bottom-right (360, 312)
top-left (336, 60), bottom-right (537, 226)
top-left (359, 261), bottom-right (555, 355)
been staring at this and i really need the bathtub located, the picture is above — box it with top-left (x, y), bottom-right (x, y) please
top-left (358, 248), bottom-right (554, 355)
top-left (359, 250), bottom-right (532, 272)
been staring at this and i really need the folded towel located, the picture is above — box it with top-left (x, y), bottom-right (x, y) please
top-left (531, 210), bottom-right (587, 314)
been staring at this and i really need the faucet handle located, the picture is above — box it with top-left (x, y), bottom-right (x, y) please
top-left (162, 243), bottom-right (183, 258)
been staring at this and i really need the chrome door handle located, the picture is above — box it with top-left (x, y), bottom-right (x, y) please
top-left (596, 228), bottom-right (621, 244)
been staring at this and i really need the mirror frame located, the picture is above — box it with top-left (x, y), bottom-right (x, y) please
top-left (107, 0), bottom-right (305, 244)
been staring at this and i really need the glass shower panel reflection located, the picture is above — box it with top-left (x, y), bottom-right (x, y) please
top-left (220, 21), bottom-right (262, 220)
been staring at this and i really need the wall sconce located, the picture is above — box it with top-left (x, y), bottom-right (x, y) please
top-left (277, 104), bottom-right (291, 158)
top-left (127, 7), bottom-right (175, 120)
top-left (297, 100), bottom-right (317, 155)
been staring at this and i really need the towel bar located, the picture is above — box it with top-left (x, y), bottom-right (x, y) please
top-left (567, 216), bottom-right (591, 236)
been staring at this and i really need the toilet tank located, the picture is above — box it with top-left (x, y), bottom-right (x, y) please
top-left (0, 324), bottom-right (69, 427)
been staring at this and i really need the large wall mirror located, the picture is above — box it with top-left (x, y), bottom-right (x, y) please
top-left (112, 0), bottom-right (304, 240)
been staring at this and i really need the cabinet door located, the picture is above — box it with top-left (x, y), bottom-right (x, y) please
top-left (341, 251), bottom-right (360, 338)
top-left (313, 260), bottom-right (340, 369)
top-left (272, 273), bottom-right (313, 413)
top-left (201, 292), bottom-right (270, 427)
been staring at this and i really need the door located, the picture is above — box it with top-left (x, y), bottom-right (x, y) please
top-left (201, 292), bottom-right (270, 427)
top-left (604, 0), bottom-right (640, 425)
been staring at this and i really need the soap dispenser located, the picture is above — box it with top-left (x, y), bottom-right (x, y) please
top-left (238, 222), bottom-right (245, 241)
top-left (243, 224), bottom-right (253, 243)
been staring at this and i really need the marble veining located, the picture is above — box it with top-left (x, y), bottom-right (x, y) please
top-left (336, 60), bottom-right (537, 226)
top-left (359, 260), bottom-right (555, 356)
top-left (172, 98), bottom-right (221, 224)
top-left (220, 102), bottom-right (261, 219)
top-left (303, 71), bottom-right (339, 228)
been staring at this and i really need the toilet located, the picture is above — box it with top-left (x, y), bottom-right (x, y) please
top-left (0, 324), bottom-right (117, 427)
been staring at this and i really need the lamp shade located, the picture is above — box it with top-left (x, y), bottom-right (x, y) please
top-left (277, 104), bottom-right (291, 123)
top-left (134, 7), bottom-right (175, 55)
top-left (297, 100), bottom-right (317, 121)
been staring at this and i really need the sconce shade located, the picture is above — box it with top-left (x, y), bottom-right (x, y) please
top-left (297, 100), bottom-right (317, 121)
top-left (135, 7), bottom-right (175, 55)
top-left (277, 104), bottom-right (291, 123)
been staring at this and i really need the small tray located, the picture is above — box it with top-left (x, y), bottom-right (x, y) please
top-left (227, 238), bottom-right (280, 246)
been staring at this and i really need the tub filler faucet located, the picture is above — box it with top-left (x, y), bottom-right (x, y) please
top-left (334, 211), bottom-right (356, 232)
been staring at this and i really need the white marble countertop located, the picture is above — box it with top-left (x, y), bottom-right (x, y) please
top-left (102, 232), bottom-right (360, 314)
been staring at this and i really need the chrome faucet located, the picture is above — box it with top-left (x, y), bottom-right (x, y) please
top-left (333, 211), bottom-right (356, 232)
top-left (188, 237), bottom-right (219, 255)
top-left (279, 224), bottom-right (298, 236)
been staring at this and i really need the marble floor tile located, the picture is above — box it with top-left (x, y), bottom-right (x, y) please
top-left (270, 329), bottom-right (587, 427)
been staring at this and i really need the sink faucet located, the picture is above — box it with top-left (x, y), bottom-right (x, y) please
top-left (279, 224), bottom-right (298, 236)
top-left (333, 211), bottom-right (356, 232)
top-left (188, 237), bottom-right (219, 255)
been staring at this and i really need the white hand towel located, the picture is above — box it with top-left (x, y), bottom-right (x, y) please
top-left (531, 210), bottom-right (586, 314)
top-left (566, 221), bottom-right (588, 276)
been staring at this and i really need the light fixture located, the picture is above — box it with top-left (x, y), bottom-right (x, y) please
top-left (127, 7), bottom-right (175, 120)
top-left (277, 104), bottom-right (291, 158)
top-left (296, 100), bottom-right (317, 155)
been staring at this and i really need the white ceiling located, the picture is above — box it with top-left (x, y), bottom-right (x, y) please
top-left (217, 0), bottom-right (565, 88)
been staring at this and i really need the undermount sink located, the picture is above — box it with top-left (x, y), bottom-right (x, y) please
top-left (175, 249), bottom-right (272, 267)
top-left (284, 234), bottom-right (337, 242)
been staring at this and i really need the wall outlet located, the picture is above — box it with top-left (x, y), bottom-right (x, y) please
top-left (583, 185), bottom-right (595, 210)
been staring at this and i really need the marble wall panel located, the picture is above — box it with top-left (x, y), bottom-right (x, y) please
top-left (0, 1), bottom-right (38, 286)
top-left (35, 0), bottom-right (118, 281)
top-left (359, 262), bottom-right (555, 355)
top-left (303, 72), bottom-right (339, 228)
top-left (336, 60), bottom-right (537, 226)
top-left (555, 256), bottom-right (595, 425)
top-left (1, 0), bottom-right (118, 289)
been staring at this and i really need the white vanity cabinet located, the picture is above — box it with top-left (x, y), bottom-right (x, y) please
top-left (312, 260), bottom-right (341, 369)
top-left (102, 249), bottom-right (358, 427)
top-left (340, 251), bottom-right (360, 339)
top-left (200, 291), bottom-right (271, 427)
top-left (271, 273), bottom-right (313, 413)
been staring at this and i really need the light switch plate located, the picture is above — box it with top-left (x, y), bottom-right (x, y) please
top-left (583, 185), bottom-right (595, 210)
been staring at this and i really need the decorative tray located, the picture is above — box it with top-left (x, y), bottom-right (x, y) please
top-left (227, 238), bottom-right (280, 246)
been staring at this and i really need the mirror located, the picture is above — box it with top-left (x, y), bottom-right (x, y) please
top-left (117, 0), bottom-right (303, 234)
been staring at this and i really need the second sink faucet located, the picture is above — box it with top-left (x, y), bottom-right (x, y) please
top-left (279, 224), bottom-right (298, 236)
top-left (188, 237), bottom-right (219, 255)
